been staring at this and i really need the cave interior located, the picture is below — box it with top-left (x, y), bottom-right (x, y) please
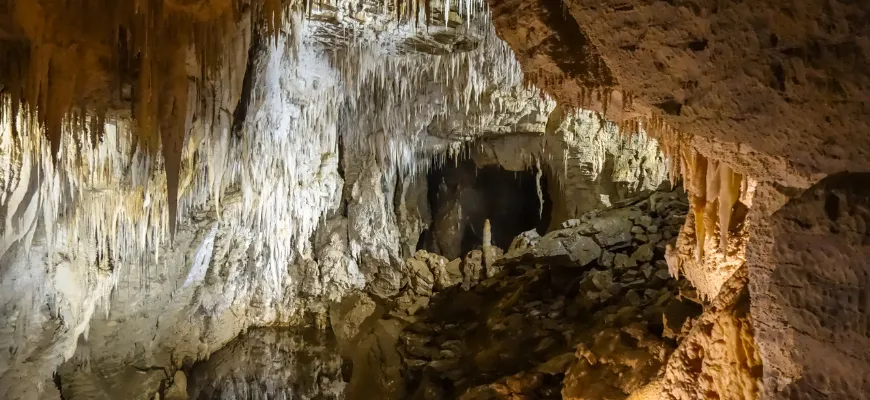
top-left (420, 155), bottom-right (552, 258)
top-left (0, 0), bottom-right (869, 399)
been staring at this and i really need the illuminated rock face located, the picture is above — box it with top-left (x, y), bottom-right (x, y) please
top-left (0, 3), bottom-right (671, 399)
top-left (380, 188), bottom-right (697, 400)
top-left (11, 0), bottom-right (868, 398)
top-left (752, 173), bottom-right (870, 398)
top-left (485, 0), bottom-right (870, 398)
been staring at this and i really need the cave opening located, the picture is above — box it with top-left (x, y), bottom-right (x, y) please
top-left (419, 156), bottom-right (552, 260)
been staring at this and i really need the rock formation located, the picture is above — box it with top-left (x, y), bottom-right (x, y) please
top-left (485, 0), bottom-right (870, 398)
top-left (0, 0), bottom-right (867, 399)
top-left (317, 187), bottom-right (716, 400)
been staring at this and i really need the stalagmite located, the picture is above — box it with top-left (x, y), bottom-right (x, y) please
top-left (0, 2), bottom-right (687, 399)
top-left (482, 218), bottom-right (494, 270)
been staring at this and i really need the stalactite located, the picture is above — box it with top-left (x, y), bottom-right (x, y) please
top-left (545, 103), bottom-right (565, 136)
top-left (535, 157), bottom-right (544, 218)
top-left (717, 164), bottom-right (742, 252)
top-left (688, 152), bottom-right (708, 260)
top-left (0, 1), bottom-right (517, 323)
top-left (613, 109), bottom-right (749, 265)
top-left (0, 0), bottom-right (293, 235)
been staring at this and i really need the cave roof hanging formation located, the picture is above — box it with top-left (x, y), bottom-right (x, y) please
top-left (1, 0), bottom-right (870, 399)
top-left (0, 0), bottom-right (514, 290)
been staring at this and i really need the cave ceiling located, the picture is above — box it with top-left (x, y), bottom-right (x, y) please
top-left (1, 0), bottom-right (869, 399)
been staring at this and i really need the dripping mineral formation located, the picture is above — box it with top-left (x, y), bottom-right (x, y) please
top-left (0, 0), bottom-right (867, 399)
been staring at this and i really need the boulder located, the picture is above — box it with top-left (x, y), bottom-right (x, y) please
top-left (532, 235), bottom-right (570, 258)
top-left (631, 244), bottom-right (654, 263)
top-left (417, 250), bottom-right (462, 291)
top-left (614, 253), bottom-right (638, 270)
top-left (592, 216), bottom-right (634, 247)
top-left (599, 251), bottom-right (615, 268)
top-left (330, 293), bottom-right (377, 349)
top-left (568, 236), bottom-right (602, 267)
top-left (506, 229), bottom-right (540, 257)
top-left (406, 258), bottom-right (435, 297)
top-left (462, 250), bottom-right (483, 290)
top-left (436, 258), bottom-right (464, 290)
top-left (589, 269), bottom-right (614, 292)
top-left (635, 215), bottom-right (654, 229)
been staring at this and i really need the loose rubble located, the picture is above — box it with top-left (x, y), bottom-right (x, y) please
top-left (337, 187), bottom-right (702, 399)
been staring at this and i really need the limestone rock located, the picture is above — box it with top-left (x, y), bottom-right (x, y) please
top-left (631, 244), bottom-right (654, 263)
top-left (660, 268), bottom-right (761, 400)
top-left (635, 216), bottom-right (654, 229)
top-left (614, 253), bottom-right (638, 270)
top-left (406, 258), bottom-right (435, 297)
top-left (563, 324), bottom-right (669, 399)
top-left (462, 250), bottom-right (484, 291)
top-left (164, 371), bottom-right (188, 400)
top-left (568, 236), bottom-right (602, 267)
top-left (431, 257), bottom-right (464, 291)
top-left (330, 293), bottom-right (377, 349)
top-left (531, 235), bottom-right (570, 258)
top-left (412, 250), bottom-right (457, 292)
top-left (589, 270), bottom-right (614, 292)
top-left (599, 251), bottom-right (615, 268)
top-left (407, 296), bottom-right (430, 316)
top-left (592, 216), bottom-right (634, 247)
top-left (507, 229), bottom-right (541, 257)
top-left (393, 191), bottom-right (694, 399)
top-left (755, 173), bottom-right (870, 398)
top-left (0, 3), bottom-right (682, 398)
top-left (646, 233), bottom-right (662, 245)
top-left (397, 172), bottom-right (432, 258)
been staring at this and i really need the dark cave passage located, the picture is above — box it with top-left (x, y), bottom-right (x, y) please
top-left (419, 157), bottom-right (552, 260)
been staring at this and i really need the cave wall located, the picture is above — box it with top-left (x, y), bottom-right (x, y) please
top-left (425, 158), bottom-right (549, 260)
top-left (488, 0), bottom-right (870, 179)
top-left (750, 173), bottom-right (870, 398)
top-left (472, 111), bottom-right (668, 229)
top-left (0, 8), bottom-right (518, 398)
top-left (485, 0), bottom-right (870, 398)
top-left (0, 4), bottom-right (674, 399)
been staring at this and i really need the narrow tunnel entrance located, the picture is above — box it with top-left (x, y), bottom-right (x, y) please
top-left (419, 157), bottom-right (552, 260)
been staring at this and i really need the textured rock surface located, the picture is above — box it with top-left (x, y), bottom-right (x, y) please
top-left (488, 0), bottom-right (870, 179)
top-left (383, 188), bottom-right (700, 399)
top-left (0, 7), bottom-right (672, 399)
top-left (471, 112), bottom-right (668, 227)
top-left (485, 6), bottom-right (870, 398)
top-left (751, 173), bottom-right (870, 398)
top-left (659, 267), bottom-right (762, 400)
top-left (186, 327), bottom-right (345, 400)
top-left (16, 1), bottom-right (866, 399)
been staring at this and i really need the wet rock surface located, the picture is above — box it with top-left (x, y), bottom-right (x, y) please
top-left (186, 327), bottom-right (345, 400)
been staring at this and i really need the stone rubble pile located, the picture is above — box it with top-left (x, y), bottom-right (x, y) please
top-left (335, 186), bottom-right (704, 400)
